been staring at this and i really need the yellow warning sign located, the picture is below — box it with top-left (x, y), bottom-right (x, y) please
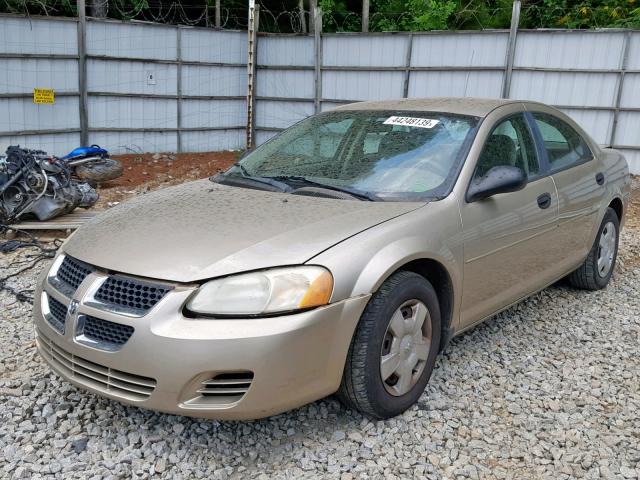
top-left (33, 88), bottom-right (55, 104)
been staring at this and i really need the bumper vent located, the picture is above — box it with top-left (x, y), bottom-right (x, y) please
top-left (37, 329), bottom-right (156, 401)
top-left (82, 315), bottom-right (134, 347)
top-left (56, 255), bottom-right (94, 292)
top-left (193, 372), bottom-right (254, 406)
top-left (46, 295), bottom-right (68, 334)
top-left (94, 275), bottom-right (171, 315)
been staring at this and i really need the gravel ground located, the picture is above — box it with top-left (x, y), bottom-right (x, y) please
top-left (1, 186), bottom-right (639, 479)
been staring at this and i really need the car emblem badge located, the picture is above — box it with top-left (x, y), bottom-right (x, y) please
top-left (68, 300), bottom-right (79, 316)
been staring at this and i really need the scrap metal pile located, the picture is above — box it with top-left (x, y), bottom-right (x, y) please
top-left (0, 145), bottom-right (122, 224)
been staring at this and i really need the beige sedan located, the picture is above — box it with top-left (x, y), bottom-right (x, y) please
top-left (33, 98), bottom-right (631, 419)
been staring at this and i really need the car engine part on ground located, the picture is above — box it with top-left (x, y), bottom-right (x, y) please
top-left (0, 146), bottom-right (98, 224)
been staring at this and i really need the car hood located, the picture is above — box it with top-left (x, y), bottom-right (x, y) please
top-left (63, 180), bottom-right (423, 282)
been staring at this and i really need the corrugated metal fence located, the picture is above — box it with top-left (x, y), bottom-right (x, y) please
top-left (256, 30), bottom-right (640, 174)
top-left (1, 14), bottom-right (639, 173)
top-left (0, 15), bottom-right (247, 154)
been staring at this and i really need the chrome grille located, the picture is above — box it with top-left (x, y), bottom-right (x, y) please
top-left (46, 295), bottom-right (67, 334)
top-left (56, 255), bottom-right (94, 292)
top-left (94, 275), bottom-right (171, 315)
top-left (82, 315), bottom-right (134, 346)
top-left (37, 329), bottom-right (156, 401)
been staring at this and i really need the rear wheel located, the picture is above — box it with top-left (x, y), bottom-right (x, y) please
top-left (337, 271), bottom-right (441, 419)
top-left (567, 207), bottom-right (619, 290)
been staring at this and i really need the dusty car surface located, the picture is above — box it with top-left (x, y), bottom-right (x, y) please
top-left (33, 98), bottom-right (631, 420)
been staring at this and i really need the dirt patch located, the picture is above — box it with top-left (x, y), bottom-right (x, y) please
top-left (94, 151), bottom-right (239, 209)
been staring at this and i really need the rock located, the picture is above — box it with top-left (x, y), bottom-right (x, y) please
top-left (42, 404), bottom-right (54, 418)
top-left (71, 438), bottom-right (89, 454)
top-left (155, 458), bottom-right (167, 473)
top-left (620, 466), bottom-right (637, 479)
top-left (0, 387), bottom-right (22, 396)
top-left (506, 403), bottom-right (522, 415)
top-left (331, 431), bottom-right (346, 442)
top-left (173, 423), bottom-right (185, 435)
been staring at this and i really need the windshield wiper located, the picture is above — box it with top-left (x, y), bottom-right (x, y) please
top-left (269, 175), bottom-right (381, 201)
top-left (215, 163), bottom-right (293, 192)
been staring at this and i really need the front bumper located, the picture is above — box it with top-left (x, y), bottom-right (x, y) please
top-left (33, 261), bottom-right (370, 420)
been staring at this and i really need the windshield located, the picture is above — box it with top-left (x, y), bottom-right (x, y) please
top-left (218, 110), bottom-right (478, 201)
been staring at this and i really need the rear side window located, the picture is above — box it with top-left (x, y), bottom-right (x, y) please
top-left (532, 113), bottom-right (593, 172)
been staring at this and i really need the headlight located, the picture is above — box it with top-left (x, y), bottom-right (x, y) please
top-left (186, 266), bottom-right (333, 316)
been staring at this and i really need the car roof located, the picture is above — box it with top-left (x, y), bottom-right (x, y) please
top-left (333, 97), bottom-right (521, 118)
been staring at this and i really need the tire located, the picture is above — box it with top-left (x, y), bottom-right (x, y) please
top-left (75, 159), bottom-right (123, 183)
top-left (567, 207), bottom-right (620, 290)
top-left (337, 271), bottom-right (441, 419)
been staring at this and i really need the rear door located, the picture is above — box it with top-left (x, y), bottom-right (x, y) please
top-left (460, 113), bottom-right (561, 327)
top-left (528, 111), bottom-right (606, 272)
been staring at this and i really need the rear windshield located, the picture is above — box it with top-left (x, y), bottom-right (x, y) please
top-left (224, 110), bottom-right (478, 200)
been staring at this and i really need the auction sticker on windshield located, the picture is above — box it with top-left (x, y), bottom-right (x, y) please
top-left (383, 116), bottom-right (439, 129)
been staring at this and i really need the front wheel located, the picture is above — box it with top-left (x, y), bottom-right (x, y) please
top-left (567, 207), bottom-right (620, 290)
top-left (337, 271), bottom-right (441, 419)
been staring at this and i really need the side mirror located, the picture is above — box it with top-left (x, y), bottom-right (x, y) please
top-left (467, 165), bottom-right (527, 202)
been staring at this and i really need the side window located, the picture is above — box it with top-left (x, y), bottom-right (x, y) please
top-left (474, 115), bottom-right (539, 180)
top-left (532, 113), bottom-right (593, 172)
top-left (363, 132), bottom-right (385, 154)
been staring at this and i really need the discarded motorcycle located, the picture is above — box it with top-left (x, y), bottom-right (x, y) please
top-left (60, 145), bottom-right (123, 184)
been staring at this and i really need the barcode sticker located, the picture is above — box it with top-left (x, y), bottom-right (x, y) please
top-left (383, 116), bottom-right (439, 129)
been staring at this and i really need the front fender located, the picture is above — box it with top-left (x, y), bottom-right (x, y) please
top-left (309, 195), bottom-right (464, 330)
top-left (350, 235), bottom-right (459, 297)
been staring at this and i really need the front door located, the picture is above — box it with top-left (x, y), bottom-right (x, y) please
top-left (459, 114), bottom-right (561, 327)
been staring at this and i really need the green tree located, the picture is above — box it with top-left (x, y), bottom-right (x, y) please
top-left (523, 0), bottom-right (640, 28)
top-left (319, 0), bottom-right (362, 31)
top-left (1, 0), bottom-right (639, 31)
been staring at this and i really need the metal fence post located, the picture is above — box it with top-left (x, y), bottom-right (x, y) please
top-left (176, 26), bottom-right (183, 153)
top-left (77, 0), bottom-right (89, 146)
top-left (246, 2), bottom-right (259, 149)
top-left (403, 33), bottom-right (413, 98)
top-left (362, 0), bottom-right (370, 33)
top-left (313, 7), bottom-right (323, 114)
top-left (309, 0), bottom-right (317, 33)
top-left (501, 0), bottom-right (521, 99)
top-left (610, 31), bottom-right (631, 148)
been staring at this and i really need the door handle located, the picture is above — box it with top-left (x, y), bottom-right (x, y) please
top-left (596, 172), bottom-right (605, 185)
top-left (537, 192), bottom-right (552, 209)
